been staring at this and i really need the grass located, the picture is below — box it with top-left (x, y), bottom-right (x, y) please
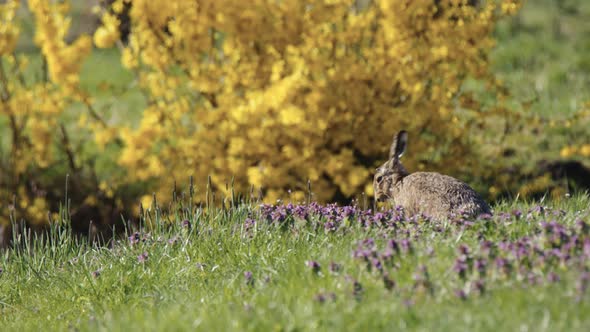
top-left (493, 0), bottom-right (590, 117)
top-left (2, 194), bottom-right (590, 331)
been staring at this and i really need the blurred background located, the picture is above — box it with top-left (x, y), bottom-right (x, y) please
top-left (1, 0), bottom-right (589, 242)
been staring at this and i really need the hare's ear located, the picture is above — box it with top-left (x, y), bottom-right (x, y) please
top-left (389, 130), bottom-right (408, 161)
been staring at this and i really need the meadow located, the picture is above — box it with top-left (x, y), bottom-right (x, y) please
top-left (1, 194), bottom-right (590, 331)
top-left (1, 0), bottom-right (590, 330)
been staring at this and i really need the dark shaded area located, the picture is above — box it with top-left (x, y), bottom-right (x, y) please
top-left (0, 206), bottom-right (135, 250)
top-left (497, 159), bottom-right (590, 200)
top-left (538, 160), bottom-right (590, 190)
top-left (101, 0), bottom-right (132, 43)
top-left (0, 172), bottom-right (138, 249)
top-left (69, 202), bottom-right (132, 243)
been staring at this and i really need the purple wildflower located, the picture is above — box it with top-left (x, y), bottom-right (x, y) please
top-left (458, 244), bottom-right (470, 257)
top-left (314, 292), bottom-right (336, 303)
top-left (129, 232), bottom-right (141, 245)
top-left (514, 242), bottom-right (530, 260)
top-left (92, 269), bottom-right (101, 278)
top-left (353, 248), bottom-right (371, 260)
top-left (530, 205), bottom-right (545, 215)
top-left (259, 203), bottom-right (274, 221)
top-left (478, 213), bottom-right (493, 220)
top-left (453, 258), bottom-right (469, 280)
top-left (498, 241), bottom-right (511, 252)
top-left (168, 236), bottom-right (179, 245)
top-left (387, 239), bottom-right (400, 254)
top-left (314, 293), bottom-right (327, 303)
top-left (547, 272), bottom-right (560, 283)
top-left (512, 209), bottom-right (522, 219)
top-left (495, 257), bottom-right (512, 276)
top-left (340, 205), bottom-right (356, 220)
top-left (270, 208), bottom-right (287, 224)
top-left (322, 204), bottom-right (338, 221)
top-left (181, 219), bottom-right (191, 229)
top-left (474, 258), bottom-right (487, 276)
top-left (381, 248), bottom-right (394, 265)
top-left (472, 279), bottom-right (485, 295)
top-left (324, 221), bottom-right (337, 233)
top-left (244, 218), bottom-right (256, 232)
top-left (137, 252), bottom-right (148, 263)
top-left (306, 260), bottom-right (321, 274)
top-left (454, 289), bottom-right (467, 300)
top-left (363, 238), bottom-right (375, 249)
top-left (400, 238), bottom-right (413, 254)
top-left (371, 257), bottom-right (383, 271)
top-left (293, 205), bottom-right (308, 220)
top-left (527, 272), bottom-right (540, 285)
top-left (244, 271), bottom-right (254, 286)
top-left (372, 212), bottom-right (386, 226)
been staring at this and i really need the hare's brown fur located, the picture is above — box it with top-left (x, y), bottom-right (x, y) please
top-left (374, 131), bottom-right (491, 220)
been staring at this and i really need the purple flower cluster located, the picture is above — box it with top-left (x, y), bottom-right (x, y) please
top-left (258, 203), bottom-right (407, 232)
top-left (243, 217), bottom-right (256, 237)
top-left (181, 219), bottom-right (191, 229)
top-left (129, 231), bottom-right (150, 245)
top-left (352, 237), bottom-right (406, 290)
top-left (443, 218), bottom-right (590, 299)
top-left (255, 201), bottom-right (547, 240)
top-left (137, 252), bottom-right (148, 263)
top-left (339, 204), bottom-right (590, 301)
top-left (244, 271), bottom-right (254, 286)
top-left (117, 202), bottom-right (589, 304)
top-left (306, 260), bottom-right (321, 274)
top-left (314, 292), bottom-right (337, 303)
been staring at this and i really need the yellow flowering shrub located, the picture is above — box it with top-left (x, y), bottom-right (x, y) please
top-left (1, 0), bottom-right (525, 228)
top-left (0, 0), bottom-right (92, 226)
top-left (93, 0), bottom-right (523, 204)
top-left (559, 102), bottom-right (590, 159)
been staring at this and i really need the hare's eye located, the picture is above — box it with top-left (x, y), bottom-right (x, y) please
top-left (376, 175), bottom-right (383, 183)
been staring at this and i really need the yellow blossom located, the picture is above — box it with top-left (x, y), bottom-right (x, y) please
top-left (560, 146), bottom-right (576, 158)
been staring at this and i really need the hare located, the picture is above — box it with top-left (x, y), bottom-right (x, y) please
top-left (373, 130), bottom-right (491, 220)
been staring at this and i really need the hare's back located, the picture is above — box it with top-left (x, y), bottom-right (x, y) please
top-left (401, 172), bottom-right (490, 216)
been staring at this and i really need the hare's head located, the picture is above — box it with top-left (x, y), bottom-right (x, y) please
top-left (374, 130), bottom-right (409, 202)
